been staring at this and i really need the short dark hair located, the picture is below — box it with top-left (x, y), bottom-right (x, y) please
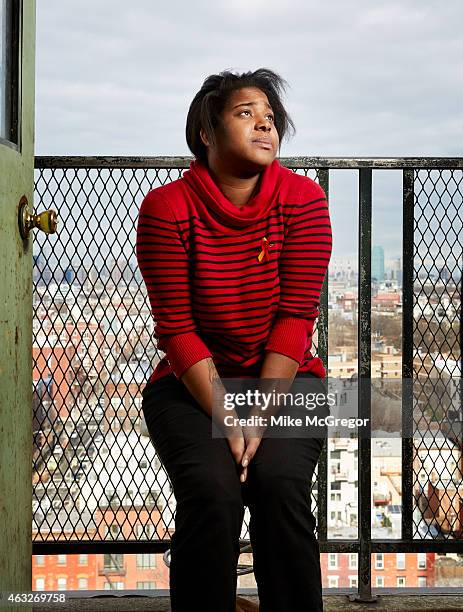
top-left (185, 68), bottom-right (296, 165)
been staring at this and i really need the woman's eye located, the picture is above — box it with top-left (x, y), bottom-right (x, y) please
top-left (240, 110), bottom-right (274, 121)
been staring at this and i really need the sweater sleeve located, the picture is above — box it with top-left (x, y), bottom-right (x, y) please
top-left (135, 189), bottom-right (213, 379)
top-left (264, 180), bottom-right (332, 364)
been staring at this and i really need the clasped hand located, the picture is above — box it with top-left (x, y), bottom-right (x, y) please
top-left (226, 415), bottom-right (267, 483)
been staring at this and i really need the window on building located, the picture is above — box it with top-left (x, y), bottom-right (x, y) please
top-left (396, 553), bottom-right (406, 569)
top-left (35, 577), bottom-right (45, 591)
top-left (328, 554), bottom-right (338, 568)
top-left (104, 581), bottom-right (124, 590)
top-left (328, 576), bottom-right (339, 588)
top-left (396, 576), bottom-right (406, 587)
top-left (134, 397), bottom-right (143, 410)
top-left (57, 577), bottom-right (67, 591)
top-left (145, 491), bottom-right (158, 506)
top-left (137, 581), bottom-right (156, 589)
top-left (123, 489), bottom-right (134, 505)
top-left (105, 489), bottom-right (121, 509)
top-left (104, 553), bottom-right (124, 571)
top-left (78, 554), bottom-right (88, 565)
top-left (36, 555), bottom-right (45, 566)
top-left (110, 397), bottom-right (123, 410)
top-left (375, 553), bottom-right (384, 570)
top-left (137, 553), bottom-right (156, 569)
top-left (417, 553), bottom-right (427, 569)
top-left (136, 522), bottom-right (155, 539)
top-left (349, 576), bottom-right (358, 588)
top-left (78, 577), bottom-right (88, 589)
top-left (110, 524), bottom-right (122, 539)
top-left (57, 554), bottom-right (66, 565)
top-left (349, 554), bottom-right (358, 569)
top-left (376, 576), bottom-right (384, 587)
top-left (417, 576), bottom-right (427, 587)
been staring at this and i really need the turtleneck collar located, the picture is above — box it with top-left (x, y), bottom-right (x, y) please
top-left (181, 157), bottom-right (291, 228)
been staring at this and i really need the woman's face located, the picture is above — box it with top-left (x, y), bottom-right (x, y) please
top-left (201, 86), bottom-right (280, 171)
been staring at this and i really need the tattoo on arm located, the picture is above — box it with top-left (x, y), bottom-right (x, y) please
top-left (206, 357), bottom-right (219, 384)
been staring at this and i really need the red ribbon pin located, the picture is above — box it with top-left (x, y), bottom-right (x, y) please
top-left (257, 236), bottom-right (274, 263)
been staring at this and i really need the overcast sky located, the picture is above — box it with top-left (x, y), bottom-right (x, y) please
top-left (35, 0), bottom-right (463, 262)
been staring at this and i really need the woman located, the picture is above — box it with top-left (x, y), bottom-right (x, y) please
top-left (136, 68), bottom-right (332, 612)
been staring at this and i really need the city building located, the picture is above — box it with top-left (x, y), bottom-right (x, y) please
top-left (372, 246), bottom-right (385, 282)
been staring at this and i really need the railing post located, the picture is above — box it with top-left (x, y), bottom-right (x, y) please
top-left (349, 168), bottom-right (378, 603)
top-left (317, 168), bottom-right (330, 542)
top-left (317, 168), bottom-right (330, 371)
top-left (402, 169), bottom-right (415, 542)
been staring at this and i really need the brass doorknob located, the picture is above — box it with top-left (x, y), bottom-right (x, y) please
top-left (18, 195), bottom-right (58, 239)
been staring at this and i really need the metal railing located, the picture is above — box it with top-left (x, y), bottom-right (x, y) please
top-left (31, 156), bottom-right (463, 600)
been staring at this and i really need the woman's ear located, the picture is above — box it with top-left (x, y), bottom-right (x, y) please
top-left (199, 127), bottom-right (209, 147)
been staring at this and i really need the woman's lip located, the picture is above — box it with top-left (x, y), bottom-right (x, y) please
top-left (252, 140), bottom-right (273, 149)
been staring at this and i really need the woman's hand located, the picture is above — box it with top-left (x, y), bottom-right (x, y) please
top-left (226, 427), bottom-right (247, 479)
top-left (239, 423), bottom-right (266, 483)
top-left (226, 426), bottom-right (265, 483)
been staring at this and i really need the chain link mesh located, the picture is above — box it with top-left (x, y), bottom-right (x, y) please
top-left (32, 163), bottom-right (322, 546)
top-left (413, 169), bottom-right (463, 540)
top-left (32, 160), bottom-right (463, 560)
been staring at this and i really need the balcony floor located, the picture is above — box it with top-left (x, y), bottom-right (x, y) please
top-left (31, 592), bottom-right (463, 611)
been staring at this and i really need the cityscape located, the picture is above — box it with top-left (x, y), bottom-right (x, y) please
top-left (31, 245), bottom-right (463, 591)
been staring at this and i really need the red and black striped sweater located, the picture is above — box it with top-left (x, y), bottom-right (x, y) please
top-left (136, 158), bottom-right (332, 385)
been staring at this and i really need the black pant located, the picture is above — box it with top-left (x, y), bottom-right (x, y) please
top-left (141, 371), bottom-right (326, 612)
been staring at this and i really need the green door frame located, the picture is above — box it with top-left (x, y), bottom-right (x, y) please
top-left (0, 1), bottom-right (36, 609)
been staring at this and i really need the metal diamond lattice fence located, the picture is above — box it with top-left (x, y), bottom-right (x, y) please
top-left (31, 157), bottom-right (463, 599)
top-left (32, 160), bottom-right (324, 548)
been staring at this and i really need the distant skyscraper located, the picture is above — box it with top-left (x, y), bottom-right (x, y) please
top-left (391, 257), bottom-right (403, 285)
top-left (64, 268), bottom-right (74, 284)
top-left (439, 265), bottom-right (451, 283)
top-left (372, 246), bottom-right (385, 282)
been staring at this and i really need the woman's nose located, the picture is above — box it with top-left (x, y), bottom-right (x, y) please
top-left (255, 117), bottom-right (271, 130)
